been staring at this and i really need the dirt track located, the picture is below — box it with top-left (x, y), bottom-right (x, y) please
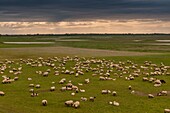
top-left (0, 46), bottom-right (161, 59)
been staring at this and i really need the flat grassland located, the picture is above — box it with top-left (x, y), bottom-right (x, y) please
top-left (0, 34), bottom-right (170, 113)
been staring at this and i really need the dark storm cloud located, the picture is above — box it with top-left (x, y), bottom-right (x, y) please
top-left (0, 0), bottom-right (170, 22)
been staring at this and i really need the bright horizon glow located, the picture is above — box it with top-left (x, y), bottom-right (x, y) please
top-left (0, 19), bottom-right (170, 34)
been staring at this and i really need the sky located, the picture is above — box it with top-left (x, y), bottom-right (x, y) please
top-left (0, 0), bottom-right (170, 34)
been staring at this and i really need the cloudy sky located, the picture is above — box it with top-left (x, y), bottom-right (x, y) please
top-left (0, 0), bottom-right (170, 34)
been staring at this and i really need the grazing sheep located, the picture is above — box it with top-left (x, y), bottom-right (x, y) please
top-left (129, 76), bottom-right (134, 80)
top-left (142, 77), bottom-right (148, 81)
top-left (131, 90), bottom-right (135, 94)
top-left (75, 89), bottom-right (79, 93)
top-left (157, 91), bottom-right (168, 96)
top-left (149, 77), bottom-right (155, 82)
top-left (72, 85), bottom-right (78, 90)
top-left (65, 100), bottom-right (74, 106)
top-left (31, 93), bottom-right (38, 97)
top-left (154, 79), bottom-right (162, 84)
top-left (9, 70), bottom-right (13, 73)
top-left (102, 90), bottom-right (111, 94)
top-left (35, 84), bottom-right (40, 88)
top-left (148, 94), bottom-right (154, 98)
top-left (112, 91), bottom-right (117, 96)
top-left (43, 72), bottom-right (49, 77)
top-left (75, 73), bottom-right (79, 77)
top-left (50, 86), bottom-right (55, 91)
top-left (46, 69), bottom-right (51, 72)
top-left (60, 87), bottom-right (67, 91)
top-left (28, 78), bottom-right (32, 81)
top-left (99, 76), bottom-right (106, 80)
top-left (66, 82), bottom-right (73, 88)
top-left (85, 78), bottom-right (90, 84)
top-left (42, 100), bottom-right (48, 106)
top-left (128, 85), bottom-right (132, 90)
top-left (81, 97), bottom-right (87, 101)
top-left (29, 84), bottom-right (34, 87)
top-left (89, 96), bottom-right (96, 102)
top-left (54, 71), bottom-right (59, 76)
top-left (0, 91), bottom-right (5, 96)
top-left (59, 78), bottom-right (66, 84)
top-left (2, 76), bottom-right (13, 84)
top-left (51, 81), bottom-right (55, 84)
top-left (65, 70), bottom-right (70, 74)
top-left (14, 76), bottom-right (19, 81)
top-left (113, 101), bottom-right (119, 106)
top-left (80, 89), bottom-right (85, 93)
top-left (72, 101), bottom-right (80, 108)
top-left (108, 101), bottom-right (113, 105)
top-left (29, 89), bottom-right (34, 93)
top-left (78, 83), bottom-right (83, 86)
top-left (164, 109), bottom-right (170, 113)
top-left (71, 92), bottom-right (75, 96)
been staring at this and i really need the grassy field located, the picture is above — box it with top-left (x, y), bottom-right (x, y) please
top-left (0, 34), bottom-right (170, 52)
top-left (0, 34), bottom-right (170, 113)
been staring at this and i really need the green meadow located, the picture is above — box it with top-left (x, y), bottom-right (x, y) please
top-left (0, 34), bottom-right (170, 113)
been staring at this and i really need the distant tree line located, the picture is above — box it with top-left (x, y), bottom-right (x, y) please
top-left (0, 33), bottom-right (170, 37)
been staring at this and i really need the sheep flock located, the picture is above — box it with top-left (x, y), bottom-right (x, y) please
top-left (0, 56), bottom-right (170, 112)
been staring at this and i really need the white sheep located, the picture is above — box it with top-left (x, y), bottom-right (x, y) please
top-left (102, 90), bottom-right (111, 94)
top-left (72, 101), bottom-right (80, 108)
top-left (148, 94), bottom-right (154, 98)
top-left (108, 101), bottom-right (113, 105)
top-left (66, 82), bottom-right (73, 88)
top-left (65, 100), bottom-right (74, 106)
top-left (29, 89), bottom-right (34, 93)
top-left (35, 84), bottom-right (40, 88)
top-left (113, 101), bottom-right (119, 106)
top-left (14, 76), bottom-right (19, 81)
top-left (59, 78), bottom-right (66, 84)
top-left (154, 79), bottom-right (162, 84)
top-left (128, 85), bottom-right (132, 90)
top-left (78, 83), bottom-right (83, 86)
top-left (81, 97), bottom-right (87, 101)
top-left (51, 81), bottom-right (55, 84)
top-left (43, 72), bottom-right (49, 77)
top-left (65, 70), bottom-right (70, 74)
top-left (131, 90), bottom-right (135, 94)
top-left (31, 93), bottom-right (38, 97)
top-left (99, 76), bottom-right (106, 80)
top-left (42, 100), bottom-right (48, 106)
top-left (89, 96), bottom-right (96, 102)
top-left (2, 78), bottom-right (12, 84)
top-left (161, 91), bottom-right (168, 96)
top-left (164, 109), bottom-right (170, 113)
top-left (157, 91), bottom-right (168, 96)
top-left (0, 91), bottom-right (5, 96)
top-left (60, 87), bottom-right (67, 91)
top-left (112, 91), bottom-right (117, 96)
top-left (80, 89), bottom-right (85, 93)
top-left (142, 77), bottom-right (148, 81)
top-left (28, 78), bottom-right (32, 81)
top-left (50, 86), bottom-right (55, 91)
top-left (72, 85), bottom-right (78, 90)
top-left (75, 73), bottom-right (79, 77)
top-left (85, 78), bottom-right (90, 84)
top-left (71, 92), bottom-right (75, 96)
top-left (29, 84), bottom-right (34, 87)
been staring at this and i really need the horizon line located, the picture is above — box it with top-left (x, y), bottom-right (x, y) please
top-left (1, 33), bottom-right (170, 36)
